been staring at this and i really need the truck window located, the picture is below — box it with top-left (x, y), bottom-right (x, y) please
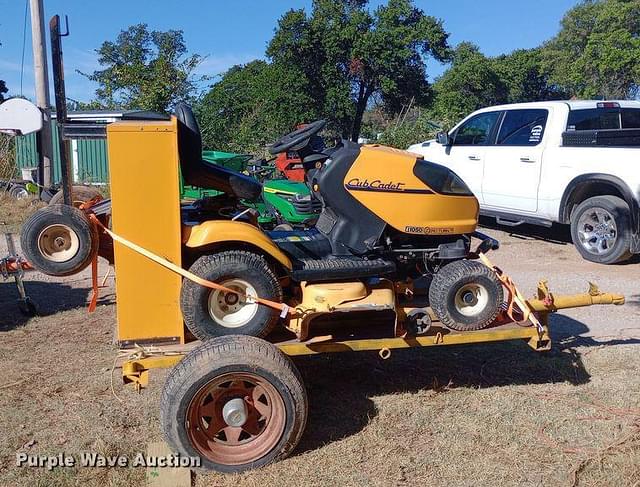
top-left (567, 108), bottom-right (620, 131)
top-left (497, 109), bottom-right (548, 146)
top-left (621, 108), bottom-right (640, 129)
top-left (452, 112), bottom-right (500, 146)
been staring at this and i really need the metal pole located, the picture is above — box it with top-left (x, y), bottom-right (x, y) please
top-left (29, 0), bottom-right (54, 191)
top-left (49, 15), bottom-right (72, 206)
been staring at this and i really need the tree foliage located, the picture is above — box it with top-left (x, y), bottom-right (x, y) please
top-left (267, 0), bottom-right (451, 140)
top-left (196, 61), bottom-right (317, 154)
top-left (81, 24), bottom-right (203, 112)
top-left (543, 0), bottom-right (640, 99)
top-left (0, 80), bottom-right (7, 103)
top-left (431, 43), bottom-right (508, 124)
top-left (431, 43), bottom-right (564, 124)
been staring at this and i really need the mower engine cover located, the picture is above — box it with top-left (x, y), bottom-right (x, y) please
top-left (343, 145), bottom-right (479, 237)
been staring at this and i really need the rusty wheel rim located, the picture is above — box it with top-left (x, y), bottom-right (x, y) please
top-left (186, 372), bottom-right (286, 466)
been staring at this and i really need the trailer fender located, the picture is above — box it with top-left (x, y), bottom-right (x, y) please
top-left (183, 221), bottom-right (292, 270)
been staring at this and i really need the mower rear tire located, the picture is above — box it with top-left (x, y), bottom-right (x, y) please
top-left (48, 185), bottom-right (101, 207)
top-left (429, 260), bottom-right (503, 331)
top-left (181, 251), bottom-right (283, 340)
top-left (20, 204), bottom-right (99, 277)
top-left (160, 335), bottom-right (308, 473)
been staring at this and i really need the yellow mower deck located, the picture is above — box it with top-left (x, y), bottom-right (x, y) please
top-left (121, 280), bottom-right (624, 391)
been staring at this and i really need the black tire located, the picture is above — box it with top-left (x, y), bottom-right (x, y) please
top-left (429, 260), bottom-right (504, 331)
top-left (48, 185), bottom-right (101, 207)
top-left (20, 204), bottom-right (98, 277)
top-left (160, 335), bottom-right (308, 473)
top-left (180, 251), bottom-right (282, 340)
top-left (570, 195), bottom-right (633, 264)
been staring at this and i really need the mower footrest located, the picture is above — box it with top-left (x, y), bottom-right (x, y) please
top-left (292, 257), bottom-right (396, 282)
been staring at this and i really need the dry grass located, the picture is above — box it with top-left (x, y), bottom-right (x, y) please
top-left (0, 296), bottom-right (638, 487)
top-left (0, 193), bottom-right (45, 234)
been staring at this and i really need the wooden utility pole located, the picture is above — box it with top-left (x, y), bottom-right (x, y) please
top-left (29, 0), bottom-right (53, 189)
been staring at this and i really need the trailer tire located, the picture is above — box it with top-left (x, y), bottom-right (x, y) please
top-left (181, 251), bottom-right (282, 340)
top-left (570, 195), bottom-right (633, 264)
top-left (48, 185), bottom-right (101, 207)
top-left (429, 260), bottom-right (503, 331)
top-left (20, 204), bottom-right (98, 277)
top-left (160, 335), bottom-right (308, 473)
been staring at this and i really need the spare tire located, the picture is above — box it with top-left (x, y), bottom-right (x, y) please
top-left (20, 204), bottom-right (99, 277)
top-left (48, 185), bottom-right (102, 207)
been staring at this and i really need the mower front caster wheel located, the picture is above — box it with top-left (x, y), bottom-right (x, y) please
top-left (180, 251), bottom-right (283, 340)
top-left (160, 335), bottom-right (308, 473)
top-left (429, 260), bottom-right (504, 331)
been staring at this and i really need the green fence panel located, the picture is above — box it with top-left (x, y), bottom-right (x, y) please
top-left (14, 123), bottom-right (108, 183)
top-left (77, 139), bottom-right (109, 183)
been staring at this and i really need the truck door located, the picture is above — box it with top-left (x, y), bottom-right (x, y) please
top-left (481, 109), bottom-right (549, 212)
top-left (442, 111), bottom-right (502, 202)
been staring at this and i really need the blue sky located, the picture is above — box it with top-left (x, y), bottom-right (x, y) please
top-left (0, 0), bottom-right (580, 102)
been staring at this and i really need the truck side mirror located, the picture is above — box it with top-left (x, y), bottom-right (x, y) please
top-left (436, 131), bottom-right (451, 146)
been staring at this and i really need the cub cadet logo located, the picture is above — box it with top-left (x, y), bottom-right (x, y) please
top-left (346, 178), bottom-right (406, 192)
top-left (405, 226), bottom-right (455, 235)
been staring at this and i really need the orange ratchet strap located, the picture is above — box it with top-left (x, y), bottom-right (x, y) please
top-left (478, 253), bottom-right (544, 334)
top-left (88, 215), bottom-right (293, 318)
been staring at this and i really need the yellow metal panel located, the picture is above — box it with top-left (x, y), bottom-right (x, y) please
top-left (107, 117), bottom-right (184, 345)
top-left (345, 145), bottom-right (479, 235)
top-left (183, 221), bottom-right (292, 269)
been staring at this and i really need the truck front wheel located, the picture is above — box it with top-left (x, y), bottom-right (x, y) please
top-left (570, 195), bottom-right (633, 264)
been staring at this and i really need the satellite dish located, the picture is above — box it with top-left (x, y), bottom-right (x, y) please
top-left (0, 98), bottom-right (43, 136)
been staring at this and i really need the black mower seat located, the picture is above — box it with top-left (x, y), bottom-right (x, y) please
top-left (291, 257), bottom-right (396, 283)
top-left (175, 103), bottom-right (262, 201)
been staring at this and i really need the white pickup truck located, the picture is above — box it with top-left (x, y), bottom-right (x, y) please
top-left (409, 100), bottom-right (640, 264)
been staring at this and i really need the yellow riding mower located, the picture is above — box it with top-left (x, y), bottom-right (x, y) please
top-left (22, 104), bottom-right (502, 342)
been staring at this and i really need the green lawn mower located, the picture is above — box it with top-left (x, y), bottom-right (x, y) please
top-left (182, 150), bottom-right (321, 229)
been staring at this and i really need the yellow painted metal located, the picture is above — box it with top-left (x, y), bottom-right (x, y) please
top-left (527, 291), bottom-right (625, 311)
top-left (278, 326), bottom-right (549, 356)
top-left (288, 280), bottom-right (396, 339)
top-left (345, 145), bottom-right (479, 235)
top-left (122, 355), bottom-right (184, 391)
top-left (121, 324), bottom-right (550, 389)
top-left (107, 117), bottom-right (185, 345)
top-left (182, 221), bottom-right (292, 269)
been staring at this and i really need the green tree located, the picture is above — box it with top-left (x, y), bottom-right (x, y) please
top-left (0, 80), bottom-right (7, 103)
top-left (196, 60), bottom-right (317, 154)
top-left (543, 0), bottom-right (640, 99)
top-left (431, 43), bottom-right (508, 124)
top-left (267, 0), bottom-right (451, 140)
top-left (81, 24), bottom-right (203, 112)
top-left (493, 48), bottom-right (565, 103)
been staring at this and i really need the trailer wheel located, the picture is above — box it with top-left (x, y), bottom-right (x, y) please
top-left (20, 204), bottom-right (98, 277)
top-left (48, 185), bottom-right (101, 207)
top-left (429, 260), bottom-right (503, 331)
top-left (181, 251), bottom-right (282, 340)
top-left (160, 335), bottom-right (307, 473)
